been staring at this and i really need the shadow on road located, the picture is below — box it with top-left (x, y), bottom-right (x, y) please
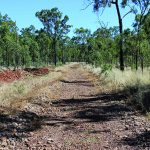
top-left (0, 92), bottom-right (129, 139)
top-left (52, 92), bottom-right (130, 123)
top-left (60, 79), bottom-right (95, 87)
top-left (121, 130), bottom-right (150, 148)
top-left (0, 110), bottom-right (44, 139)
top-left (0, 77), bottom-right (149, 149)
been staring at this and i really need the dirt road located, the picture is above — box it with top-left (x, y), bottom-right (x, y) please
top-left (0, 64), bottom-right (150, 150)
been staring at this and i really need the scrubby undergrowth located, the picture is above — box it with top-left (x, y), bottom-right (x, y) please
top-left (82, 63), bottom-right (150, 113)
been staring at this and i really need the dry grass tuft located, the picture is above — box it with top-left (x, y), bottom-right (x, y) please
top-left (82, 64), bottom-right (150, 91)
top-left (0, 70), bottom-right (62, 109)
top-left (82, 64), bottom-right (150, 112)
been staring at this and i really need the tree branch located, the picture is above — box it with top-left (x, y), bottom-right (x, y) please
top-left (122, 10), bottom-right (132, 19)
top-left (81, 1), bottom-right (93, 10)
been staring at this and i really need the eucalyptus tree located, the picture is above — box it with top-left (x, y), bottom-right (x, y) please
top-left (36, 7), bottom-right (71, 66)
top-left (0, 14), bottom-right (20, 67)
top-left (91, 0), bottom-right (126, 70)
top-left (74, 27), bottom-right (91, 62)
top-left (67, 37), bottom-right (81, 62)
top-left (58, 36), bottom-right (70, 64)
top-left (123, 28), bottom-right (136, 67)
top-left (86, 37), bottom-right (97, 64)
top-left (36, 29), bottom-right (52, 65)
top-left (143, 12), bottom-right (150, 41)
top-left (89, 0), bottom-right (150, 70)
top-left (20, 25), bottom-right (40, 66)
top-left (132, 0), bottom-right (150, 70)
top-left (93, 27), bottom-right (116, 66)
top-left (140, 14), bottom-right (150, 70)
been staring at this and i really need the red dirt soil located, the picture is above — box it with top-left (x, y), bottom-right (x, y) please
top-left (0, 67), bottom-right (49, 83)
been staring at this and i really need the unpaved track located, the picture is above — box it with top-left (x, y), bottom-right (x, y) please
top-left (0, 64), bottom-right (150, 150)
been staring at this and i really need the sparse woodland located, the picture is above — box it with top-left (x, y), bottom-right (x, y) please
top-left (0, 0), bottom-right (150, 149)
top-left (0, 1), bottom-right (149, 70)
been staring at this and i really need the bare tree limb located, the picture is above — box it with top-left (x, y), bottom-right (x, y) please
top-left (122, 10), bottom-right (132, 19)
top-left (81, 1), bottom-right (93, 10)
top-left (97, 13), bottom-right (108, 28)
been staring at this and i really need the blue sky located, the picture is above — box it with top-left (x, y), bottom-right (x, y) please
top-left (0, 0), bottom-right (135, 37)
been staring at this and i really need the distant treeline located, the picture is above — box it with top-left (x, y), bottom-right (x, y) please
top-left (0, 7), bottom-right (150, 70)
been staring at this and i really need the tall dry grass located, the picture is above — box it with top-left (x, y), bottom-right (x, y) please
top-left (0, 71), bottom-right (62, 108)
top-left (0, 63), bottom-right (78, 109)
top-left (83, 63), bottom-right (150, 112)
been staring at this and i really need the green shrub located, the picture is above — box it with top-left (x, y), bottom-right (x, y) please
top-left (13, 83), bottom-right (26, 94)
top-left (101, 64), bottom-right (112, 75)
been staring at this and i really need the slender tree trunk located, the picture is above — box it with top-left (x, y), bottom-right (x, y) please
top-left (53, 37), bottom-right (57, 66)
top-left (6, 45), bottom-right (9, 67)
top-left (2, 51), bottom-right (5, 66)
top-left (135, 26), bottom-right (140, 70)
top-left (141, 53), bottom-right (144, 73)
top-left (61, 46), bottom-right (65, 64)
top-left (132, 52), bottom-right (134, 68)
top-left (135, 47), bottom-right (138, 70)
top-left (115, 0), bottom-right (124, 71)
